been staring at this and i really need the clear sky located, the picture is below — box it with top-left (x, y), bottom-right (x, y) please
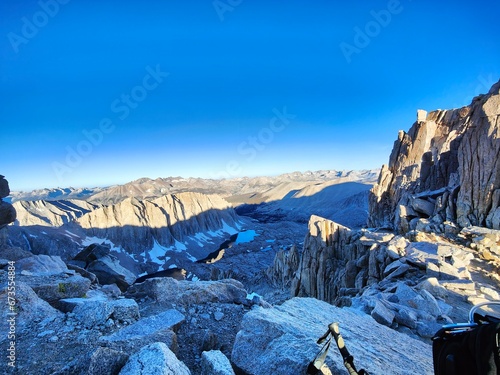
top-left (1, 0), bottom-right (499, 191)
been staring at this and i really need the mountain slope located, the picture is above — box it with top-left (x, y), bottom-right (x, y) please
top-left (369, 80), bottom-right (500, 232)
top-left (77, 192), bottom-right (239, 255)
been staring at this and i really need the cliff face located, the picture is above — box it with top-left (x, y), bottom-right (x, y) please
top-left (271, 80), bottom-right (500, 310)
top-left (77, 192), bottom-right (239, 254)
top-left (290, 215), bottom-right (398, 304)
top-left (13, 199), bottom-right (100, 227)
top-left (11, 192), bottom-right (240, 259)
top-left (292, 216), bottom-right (364, 303)
top-left (369, 80), bottom-right (500, 232)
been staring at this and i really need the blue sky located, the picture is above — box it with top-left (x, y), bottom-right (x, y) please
top-left (1, 0), bottom-right (499, 191)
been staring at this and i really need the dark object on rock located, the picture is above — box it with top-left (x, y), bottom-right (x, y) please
top-left (73, 243), bottom-right (111, 266)
top-left (134, 268), bottom-right (186, 284)
top-left (86, 255), bottom-right (136, 291)
top-left (0, 176), bottom-right (16, 228)
top-left (0, 201), bottom-right (16, 227)
top-left (432, 302), bottom-right (500, 375)
top-left (0, 175), bottom-right (10, 199)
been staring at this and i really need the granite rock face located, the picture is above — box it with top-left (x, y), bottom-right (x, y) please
top-left (291, 215), bottom-right (378, 303)
top-left (231, 297), bottom-right (434, 375)
top-left (13, 199), bottom-right (99, 227)
top-left (77, 192), bottom-right (239, 254)
top-left (369, 80), bottom-right (500, 232)
top-left (119, 342), bottom-right (191, 375)
top-left (126, 277), bottom-right (248, 307)
top-left (266, 245), bottom-right (299, 289)
top-left (274, 214), bottom-right (491, 339)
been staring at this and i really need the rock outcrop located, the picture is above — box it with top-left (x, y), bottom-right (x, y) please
top-left (126, 277), bottom-right (249, 307)
top-left (369, 80), bottom-right (500, 232)
top-left (0, 176), bottom-right (16, 247)
top-left (274, 214), bottom-right (497, 339)
top-left (201, 350), bottom-right (235, 375)
top-left (118, 342), bottom-right (191, 375)
top-left (266, 245), bottom-right (300, 288)
top-left (13, 199), bottom-right (99, 227)
top-left (231, 297), bottom-right (434, 374)
top-left (291, 216), bottom-right (366, 303)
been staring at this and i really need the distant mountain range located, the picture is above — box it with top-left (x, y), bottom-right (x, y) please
top-left (9, 169), bottom-right (379, 205)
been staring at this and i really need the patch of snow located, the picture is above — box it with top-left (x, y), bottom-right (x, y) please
top-left (173, 240), bottom-right (187, 252)
top-left (21, 234), bottom-right (32, 251)
top-left (194, 232), bottom-right (213, 245)
top-left (246, 292), bottom-right (262, 300)
top-left (64, 230), bottom-right (79, 238)
top-left (187, 272), bottom-right (200, 282)
top-left (221, 219), bottom-right (238, 235)
top-left (266, 239), bottom-right (276, 243)
top-left (148, 240), bottom-right (169, 265)
top-left (184, 252), bottom-right (198, 262)
top-left (169, 264), bottom-right (178, 269)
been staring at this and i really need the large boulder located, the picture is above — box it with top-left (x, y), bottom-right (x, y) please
top-left (0, 175), bottom-right (10, 198)
top-left (73, 243), bottom-right (111, 266)
top-left (100, 309), bottom-right (184, 353)
top-left (119, 342), bottom-right (191, 375)
top-left (231, 297), bottom-right (433, 375)
top-left (86, 255), bottom-right (136, 291)
top-left (201, 350), bottom-right (235, 375)
top-left (126, 277), bottom-right (248, 307)
top-left (0, 281), bottom-right (62, 334)
top-left (0, 175), bottom-right (15, 228)
top-left (59, 292), bottom-right (140, 325)
top-left (16, 254), bottom-right (69, 275)
top-left (0, 200), bottom-right (16, 227)
top-left (19, 273), bottom-right (91, 306)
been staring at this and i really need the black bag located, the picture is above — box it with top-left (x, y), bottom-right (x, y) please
top-left (432, 302), bottom-right (500, 375)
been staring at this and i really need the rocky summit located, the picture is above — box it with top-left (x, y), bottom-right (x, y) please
top-left (1, 81), bottom-right (500, 374)
top-left (369, 80), bottom-right (500, 233)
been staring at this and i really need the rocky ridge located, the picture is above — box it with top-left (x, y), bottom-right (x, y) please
top-left (269, 80), bottom-right (500, 344)
top-left (9, 192), bottom-right (242, 273)
top-left (280, 215), bottom-right (500, 340)
top-left (77, 192), bottom-right (239, 255)
top-left (369, 80), bottom-right (500, 233)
